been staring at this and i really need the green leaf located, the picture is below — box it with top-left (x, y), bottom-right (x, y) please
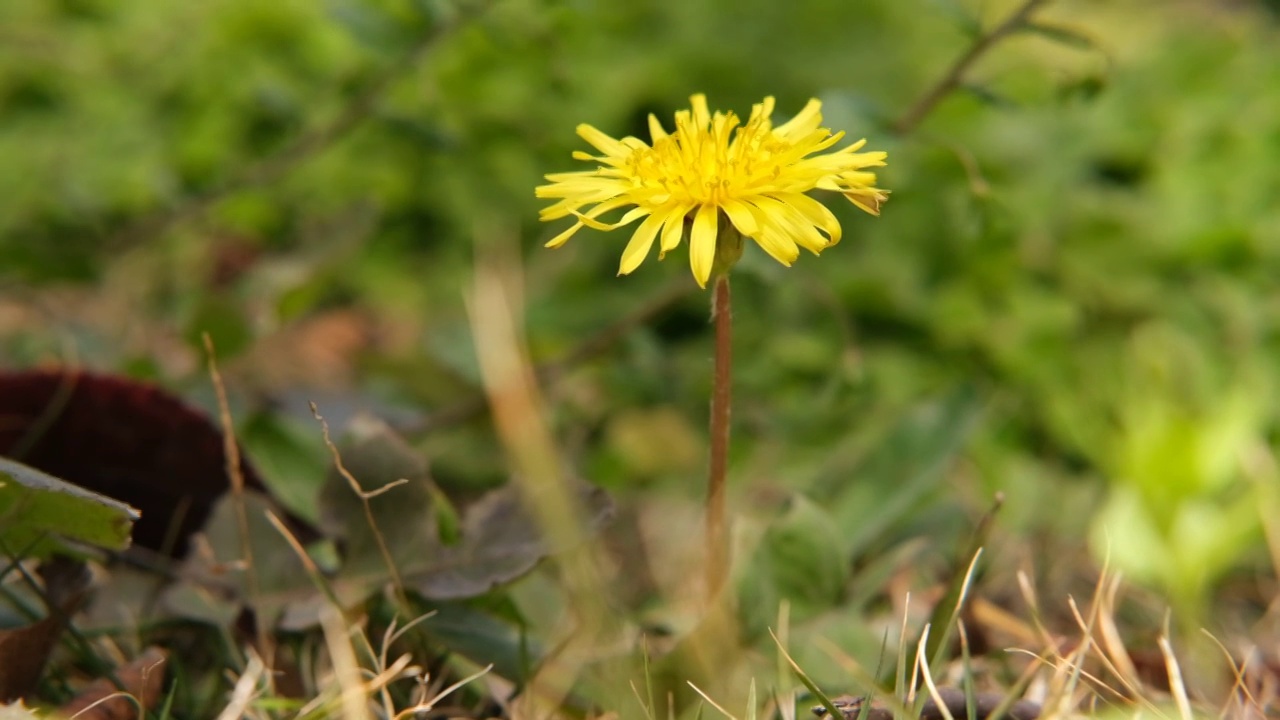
top-left (738, 496), bottom-right (848, 637)
top-left (164, 491), bottom-right (314, 627)
top-left (416, 600), bottom-right (540, 683)
top-left (429, 483), bottom-right (462, 546)
top-left (317, 414), bottom-right (440, 577)
top-left (0, 456), bottom-right (138, 557)
top-left (406, 482), bottom-right (613, 600)
top-left (239, 411), bottom-right (328, 525)
top-left (818, 387), bottom-right (983, 559)
top-left (315, 416), bottom-right (613, 605)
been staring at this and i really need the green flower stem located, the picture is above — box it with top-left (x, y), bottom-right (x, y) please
top-left (706, 272), bottom-right (732, 597)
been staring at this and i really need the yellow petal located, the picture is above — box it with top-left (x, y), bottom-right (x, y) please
top-left (574, 205), bottom-right (647, 231)
top-left (659, 205), bottom-right (691, 257)
top-left (776, 192), bottom-right (842, 245)
top-left (545, 222), bottom-right (583, 248)
top-left (689, 204), bottom-right (719, 288)
top-left (576, 124), bottom-right (632, 158)
top-left (751, 196), bottom-right (827, 254)
top-left (618, 212), bottom-right (667, 276)
top-left (648, 113), bottom-right (669, 141)
top-left (690, 94), bottom-right (711, 128)
top-left (773, 98), bottom-right (823, 140)
top-left (747, 96), bottom-right (776, 125)
top-left (752, 226), bottom-right (800, 266)
top-left (721, 198), bottom-right (760, 237)
top-left (572, 197), bottom-right (631, 222)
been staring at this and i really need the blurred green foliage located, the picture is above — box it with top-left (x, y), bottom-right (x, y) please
top-left (4, 0), bottom-right (1280, 697)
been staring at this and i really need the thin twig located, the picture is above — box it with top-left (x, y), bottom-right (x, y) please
top-left (204, 334), bottom-right (271, 660)
top-left (108, 0), bottom-right (493, 249)
top-left (311, 403), bottom-right (410, 606)
top-left (893, 0), bottom-right (1052, 135)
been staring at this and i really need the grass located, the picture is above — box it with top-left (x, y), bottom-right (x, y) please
top-left (10, 267), bottom-right (1275, 720)
top-left (4, 0), bottom-right (1280, 718)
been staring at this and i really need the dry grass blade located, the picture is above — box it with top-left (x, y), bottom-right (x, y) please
top-left (321, 606), bottom-right (372, 720)
top-left (1096, 573), bottom-right (1141, 694)
top-left (914, 625), bottom-right (955, 720)
top-left (1060, 596), bottom-right (1114, 704)
top-left (688, 681), bottom-right (740, 720)
top-left (371, 613), bottom-right (446, 720)
top-left (265, 510), bottom-right (344, 614)
top-left (392, 664), bottom-right (493, 720)
top-left (469, 230), bottom-right (615, 715)
top-left (1014, 570), bottom-right (1062, 652)
top-left (204, 334), bottom-right (269, 657)
top-left (214, 651), bottom-right (267, 720)
top-left (1199, 629), bottom-right (1263, 718)
top-left (1158, 623), bottom-right (1192, 720)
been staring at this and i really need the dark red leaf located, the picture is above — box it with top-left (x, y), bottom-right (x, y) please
top-left (0, 369), bottom-right (307, 556)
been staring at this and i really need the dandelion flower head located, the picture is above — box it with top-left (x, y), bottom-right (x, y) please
top-left (536, 94), bottom-right (888, 287)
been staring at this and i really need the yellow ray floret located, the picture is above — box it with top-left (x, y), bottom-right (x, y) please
top-left (536, 94), bottom-right (888, 288)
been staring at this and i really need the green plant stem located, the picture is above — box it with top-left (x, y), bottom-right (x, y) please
top-left (706, 274), bottom-right (732, 597)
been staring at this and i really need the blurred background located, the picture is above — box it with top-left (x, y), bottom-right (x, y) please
top-left (3, 0), bottom-right (1280, 701)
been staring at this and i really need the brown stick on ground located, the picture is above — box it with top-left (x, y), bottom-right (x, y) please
top-left (816, 688), bottom-right (1042, 720)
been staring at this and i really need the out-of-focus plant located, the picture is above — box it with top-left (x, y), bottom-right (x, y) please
top-left (6, 0), bottom-right (1280, 712)
top-left (1091, 324), bottom-right (1268, 622)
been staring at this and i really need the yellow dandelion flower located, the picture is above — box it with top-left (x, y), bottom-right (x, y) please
top-left (536, 94), bottom-right (888, 288)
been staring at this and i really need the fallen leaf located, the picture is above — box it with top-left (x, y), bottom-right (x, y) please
top-left (0, 557), bottom-right (92, 702)
top-left (406, 482), bottom-right (613, 600)
top-left (0, 617), bottom-right (61, 703)
top-left (57, 646), bottom-right (168, 720)
top-left (163, 491), bottom-right (314, 628)
top-left (317, 414), bottom-right (440, 575)
top-left (278, 416), bottom-right (613, 628)
top-left (0, 369), bottom-right (311, 555)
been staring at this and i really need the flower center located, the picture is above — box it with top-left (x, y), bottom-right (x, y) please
top-left (625, 111), bottom-right (787, 208)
